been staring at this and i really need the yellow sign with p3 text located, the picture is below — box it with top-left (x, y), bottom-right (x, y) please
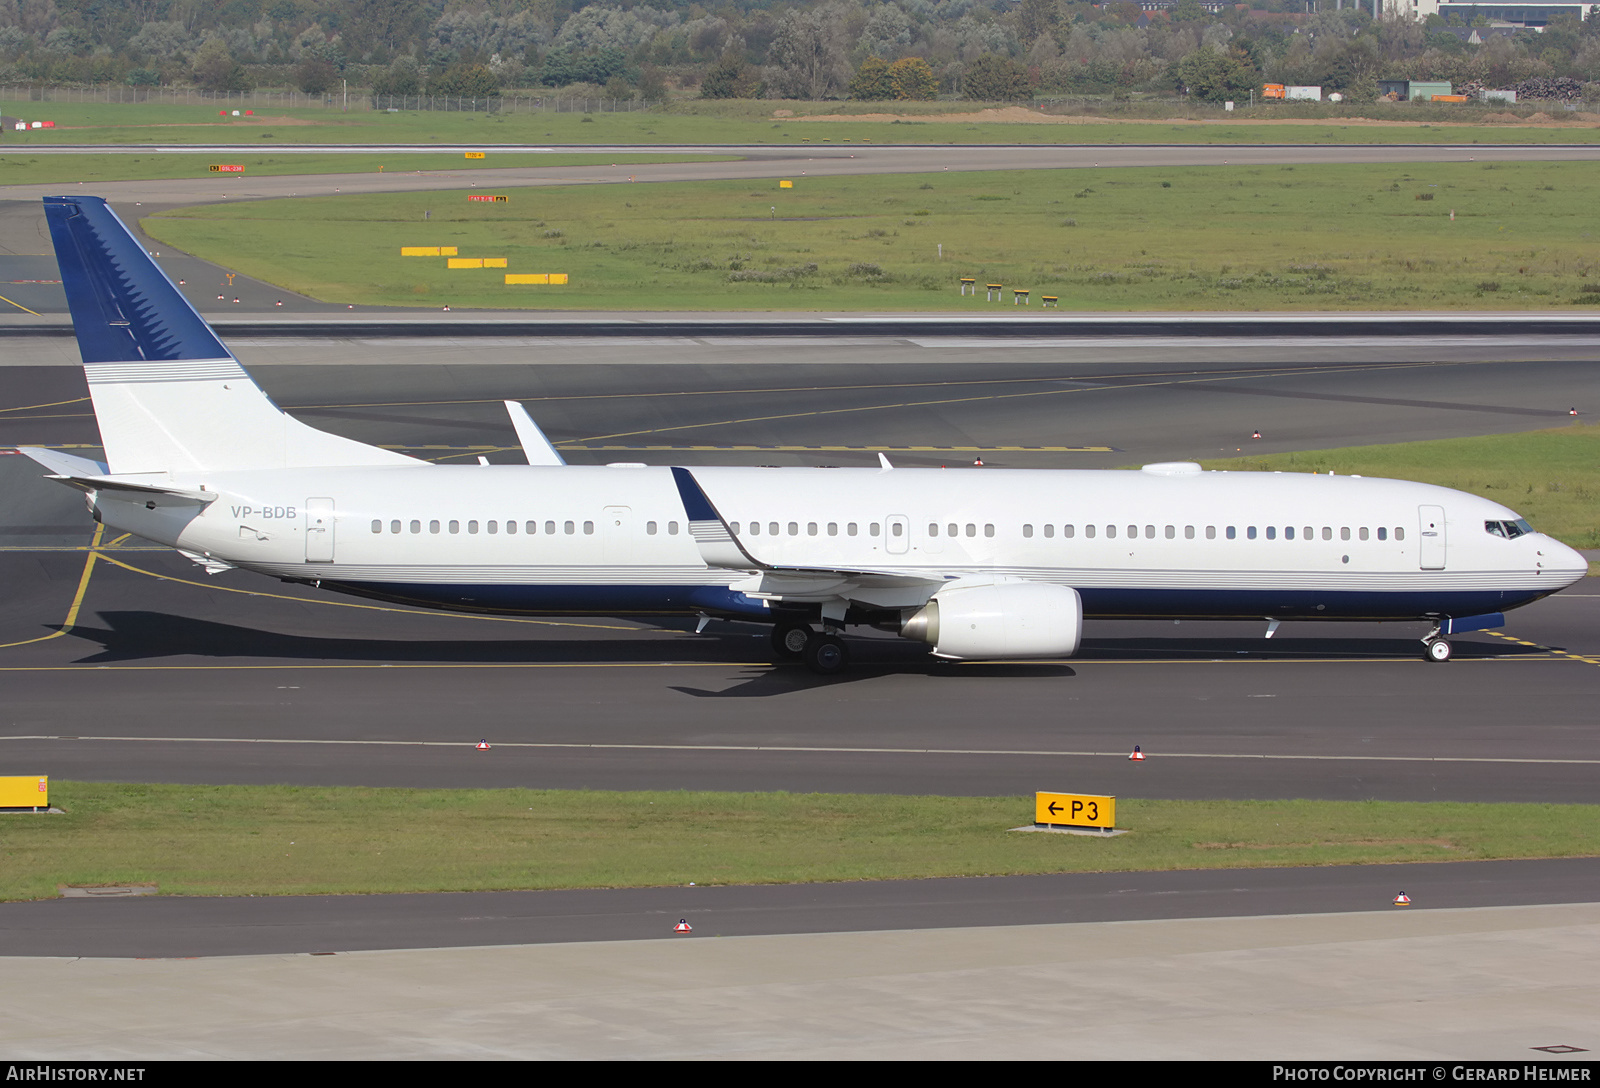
top-left (1035, 792), bottom-right (1114, 830)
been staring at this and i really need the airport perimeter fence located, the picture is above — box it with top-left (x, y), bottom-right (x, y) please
top-left (0, 85), bottom-right (657, 115)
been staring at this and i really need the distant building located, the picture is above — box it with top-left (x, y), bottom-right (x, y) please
top-left (1385, 0), bottom-right (1586, 23)
top-left (1433, 2), bottom-right (1589, 25)
top-left (1125, 1), bottom-right (1238, 12)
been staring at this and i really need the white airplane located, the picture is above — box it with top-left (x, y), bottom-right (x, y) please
top-left (18, 195), bottom-right (1589, 673)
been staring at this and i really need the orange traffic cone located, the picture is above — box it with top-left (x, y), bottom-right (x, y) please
top-left (1129, 745), bottom-right (1144, 761)
top-left (475, 739), bottom-right (490, 751)
top-left (674, 919), bottom-right (692, 933)
top-left (1394, 892), bottom-right (1410, 906)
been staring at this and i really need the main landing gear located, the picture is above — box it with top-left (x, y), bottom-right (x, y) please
top-left (770, 621), bottom-right (851, 676)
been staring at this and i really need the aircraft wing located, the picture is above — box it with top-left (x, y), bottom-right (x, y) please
top-left (669, 466), bottom-right (944, 608)
top-left (16, 446), bottom-right (217, 507)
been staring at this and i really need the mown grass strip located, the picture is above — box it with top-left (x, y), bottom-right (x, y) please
top-left (3, 782), bottom-right (1597, 902)
top-left (0, 151), bottom-right (729, 186)
top-left (1199, 423), bottom-right (1600, 551)
top-left (141, 160), bottom-right (1600, 311)
top-left (5, 99), bottom-right (1600, 147)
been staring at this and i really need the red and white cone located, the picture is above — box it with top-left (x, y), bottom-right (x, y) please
top-left (1251, 430), bottom-right (1262, 440)
top-left (674, 919), bottom-right (692, 933)
top-left (1394, 892), bottom-right (1410, 906)
top-left (1129, 745), bottom-right (1145, 761)
top-left (475, 739), bottom-right (490, 751)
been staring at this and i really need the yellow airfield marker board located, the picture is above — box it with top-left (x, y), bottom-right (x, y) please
top-left (0, 776), bottom-right (48, 808)
top-left (401, 247), bottom-right (458, 257)
top-left (465, 152), bottom-right (486, 159)
top-left (1035, 791), bottom-right (1114, 831)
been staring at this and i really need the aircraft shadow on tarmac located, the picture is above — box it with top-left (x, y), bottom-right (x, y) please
top-left (59, 610), bottom-right (1077, 692)
top-left (49, 611), bottom-right (1542, 680)
top-left (61, 610), bottom-right (772, 666)
top-left (1073, 635), bottom-right (1536, 661)
top-left (670, 661), bottom-right (1080, 697)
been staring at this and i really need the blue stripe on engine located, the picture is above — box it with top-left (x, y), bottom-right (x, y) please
top-left (44, 195), bottom-right (232, 364)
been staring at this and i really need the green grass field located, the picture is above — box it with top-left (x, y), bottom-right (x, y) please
top-left (0, 150), bottom-right (729, 186)
top-left (4, 782), bottom-right (1596, 901)
top-left (1201, 424), bottom-right (1600, 550)
top-left (2, 96), bottom-right (1598, 146)
top-left (141, 160), bottom-right (1600, 311)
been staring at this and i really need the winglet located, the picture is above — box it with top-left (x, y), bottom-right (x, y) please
top-left (878, 452), bottom-right (894, 471)
top-left (670, 467), bottom-right (762, 571)
top-left (504, 400), bottom-right (565, 466)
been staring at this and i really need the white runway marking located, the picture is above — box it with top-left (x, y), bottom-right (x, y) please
top-left (7, 734), bottom-right (1600, 766)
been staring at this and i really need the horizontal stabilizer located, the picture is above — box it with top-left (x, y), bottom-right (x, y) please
top-left (504, 401), bottom-right (565, 466)
top-left (16, 446), bottom-right (216, 506)
top-left (15, 446), bottom-right (108, 478)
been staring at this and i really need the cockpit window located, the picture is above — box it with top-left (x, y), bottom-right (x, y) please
top-left (1486, 519), bottom-right (1534, 539)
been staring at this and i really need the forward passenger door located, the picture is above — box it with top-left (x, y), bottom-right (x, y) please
top-left (1418, 505), bottom-right (1445, 570)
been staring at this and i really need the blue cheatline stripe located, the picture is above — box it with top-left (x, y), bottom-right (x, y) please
top-left (308, 580), bottom-right (1549, 623)
top-left (318, 580), bottom-right (774, 618)
top-left (43, 195), bottom-right (231, 364)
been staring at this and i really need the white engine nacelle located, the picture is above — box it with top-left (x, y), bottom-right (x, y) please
top-left (900, 580), bottom-right (1082, 660)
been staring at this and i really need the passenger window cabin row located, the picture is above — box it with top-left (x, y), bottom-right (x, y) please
top-left (369, 518), bottom-right (1415, 544)
top-left (371, 519), bottom-right (605, 536)
top-left (1021, 524), bottom-right (1406, 542)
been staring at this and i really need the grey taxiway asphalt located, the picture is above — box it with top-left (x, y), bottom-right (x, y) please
top-left (3, 344), bottom-right (1598, 812)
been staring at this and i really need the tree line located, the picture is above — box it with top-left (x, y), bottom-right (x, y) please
top-left (2, 0), bottom-right (1599, 104)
